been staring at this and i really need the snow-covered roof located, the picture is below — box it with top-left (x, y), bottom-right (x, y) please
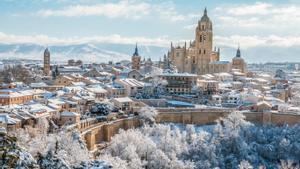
top-left (86, 87), bottom-right (107, 93)
top-left (71, 82), bottom-right (86, 86)
top-left (113, 97), bottom-right (133, 103)
top-left (30, 82), bottom-right (48, 88)
top-left (257, 101), bottom-right (272, 107)
top-left (48, 98), bottom-right (66, 105)
top-left (160, 72), bottom-right (198, 77)
top-left (117, 78), bottom-right (144, 87)
top-left (61, 111), bottom-right (80, 117)
top-left (0, 114), bottom-right (21, 124)
top-left (214, 72), bottom-right (233, 77)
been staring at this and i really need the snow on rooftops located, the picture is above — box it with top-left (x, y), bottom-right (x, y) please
top-left (160, 72), bottom-right (198, 77)
top-left (71, 82), bottom-right (86, 86)
top-left (0, 114), bottom-right (21, 124)
top-left (30, 82), bottom-right (48, 88)
top-left (0, 89), bottom-right (41, 98)
top-left (254, 78), bottom-right (268, 83)
top-left (257, 101), bottom-right (272, 107)
top-left (85, 87), bottom-right (107, 93)
top-left (113, 97), bottom-right (133, 103)
top-left (258, 73), bottom-right (271, 78)
top-left (201, 74), bottom-right (215, 79)
top-left (64, 86), bottom-right (84, 92)
top-left (214, 72), bottom-right (233, 77)
top-left (219, 82), bottom-right (232, 88)
top-left (48, 98), bottom-right (66, 105)
top-left (117, 78), bottom-right (144, 87)
top-left (61, 111), bottom-right (80, 116)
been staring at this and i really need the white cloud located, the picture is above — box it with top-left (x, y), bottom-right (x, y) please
top-left (154, 2), bottom-right (185, 22)
top-left (215, 35), bottom-right (300, 49)
top-left (36, 0), bottom-right (198, 22)
top-left (37, 0), bottom-right (150, 19)
top-left (1, 32), bottom-right (300, 49)
top-left (0, 32), bottom-right (175, 47)
top-left (214, 2), bottom-right (300, 31)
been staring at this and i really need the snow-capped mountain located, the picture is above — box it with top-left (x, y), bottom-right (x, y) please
top-left (0, 43), bottom-right (167, 63)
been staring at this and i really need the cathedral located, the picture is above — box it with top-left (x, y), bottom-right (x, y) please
top-left (167, 8), bottom-right (247, 75)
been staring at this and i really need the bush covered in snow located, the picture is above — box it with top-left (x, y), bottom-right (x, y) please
top-left (0, 130), bottom-right (39, 169)
top-left (5, 112), bottom-right (300, 169)
top-left (138, 107), bottom-right (158, 125)
top-left (99, 112), bottom-right (300, 169)
top-left (90, 103), bottom-right (114, 116)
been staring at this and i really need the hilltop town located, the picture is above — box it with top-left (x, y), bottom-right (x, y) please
top-left (1, 8), bottom-right (300, 169)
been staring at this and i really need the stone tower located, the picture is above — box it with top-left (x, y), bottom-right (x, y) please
top-left (195, 8), bottom-right (213, 75)
top-left (232, 47), bottom-right (247, 73)
top-left (43, 48), bottom-right (51, 76)
top-left (131, 44), bottom-right (141, 70)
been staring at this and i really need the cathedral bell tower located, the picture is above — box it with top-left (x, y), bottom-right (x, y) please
top-left (195, 8), bottom-right (213, 74)
top-left (131, 44), bottom-right (141, 70)
top-left (43, 48), bottom-right (51, 76)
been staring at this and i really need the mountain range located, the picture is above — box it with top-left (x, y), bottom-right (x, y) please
top-left (0, 43), bottom-right (167, 63)
top-left (0, 43), bottom-right (300, 64)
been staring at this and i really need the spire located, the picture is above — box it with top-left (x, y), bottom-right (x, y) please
top-left (44, 47), bottom-right (50, 55)
top-left (133, 43), bottom-right (139, 56)
top-left (200, 7), bottom-right (210, 22)
top-left (236, 45), bottom-right (241, 58)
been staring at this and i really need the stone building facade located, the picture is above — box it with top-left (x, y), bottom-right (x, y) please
top-left (232, 47), bottom-right (247, 73)
top-left (168, 8), bottom-right (247, 75)
top-left (43, 48), bottom-right (51, 76)
top-left (131, 44), bottom-right (141, 70)
top-left (159, 73), bottom-right (198, 94)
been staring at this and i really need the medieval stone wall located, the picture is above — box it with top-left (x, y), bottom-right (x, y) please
top-left (82, 109), bottom-right (300, 151)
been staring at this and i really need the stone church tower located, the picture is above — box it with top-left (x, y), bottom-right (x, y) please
top-left (168, 8), bottom-right (247, 75)
top-left (43, 48), bottom-right (51, 76)
top-left (131, 44), bottom-right (141, 70)
top-left (232, 47), bottom-right (247, 73)
top-left (168, 8), bottom-right (222, 75)
top-left (194, 8), bottom-right (213, 74)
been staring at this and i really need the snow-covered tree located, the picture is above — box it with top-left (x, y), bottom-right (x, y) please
top-left (100, 111), bottom-right (300, 169)
top-left (138, 107), bottom-right (158, 125)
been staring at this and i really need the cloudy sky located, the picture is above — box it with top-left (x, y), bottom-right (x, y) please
top-left (1, 0), bottom-right (300, 63)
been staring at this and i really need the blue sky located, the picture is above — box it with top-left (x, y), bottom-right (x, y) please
top-left (1, 0), bottom-right (300, 62)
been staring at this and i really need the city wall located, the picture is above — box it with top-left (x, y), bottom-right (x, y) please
top-left (81, 108), bottom-right (300, 151)
top-left (82, 118), bottom-right (140, 151)
top-left (155, 108), bottom-right (300, 125)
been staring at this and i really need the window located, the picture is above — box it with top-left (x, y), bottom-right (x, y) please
top-left (204, 50), bottom-right (206, 54)
top-left (200, 35), bottom-right (202, 42)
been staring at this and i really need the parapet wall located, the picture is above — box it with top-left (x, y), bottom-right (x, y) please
top-left (84, 118), bottom-right (140, 151)
top-left (82, 108), bottom-right (300, 151)
top-left (156, 108), bottom-right (300, 125)
top-left (155, 108), bottom-right (234, 124)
